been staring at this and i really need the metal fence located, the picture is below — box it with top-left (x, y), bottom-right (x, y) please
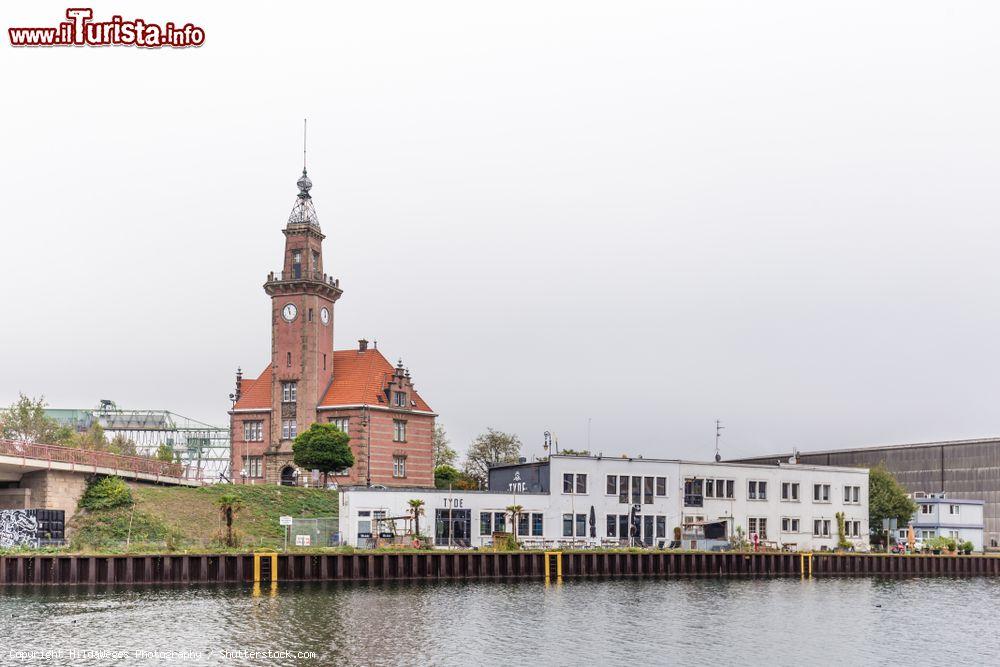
top-left (285, 517), bottom-right (341, 549)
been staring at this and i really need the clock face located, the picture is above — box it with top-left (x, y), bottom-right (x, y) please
top-left (320, 307), bottom-right (330, 325)
top-left (281, 303), bottom-right (297, 322)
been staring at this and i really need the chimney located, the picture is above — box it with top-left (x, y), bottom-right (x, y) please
top-left (358, 339), bottom-right (368, 352)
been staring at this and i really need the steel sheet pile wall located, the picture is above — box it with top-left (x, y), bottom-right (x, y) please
top-left (1, 552), bottom-right (999, 586)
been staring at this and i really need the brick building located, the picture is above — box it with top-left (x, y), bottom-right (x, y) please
top-left (228, 167), bottom-right (435, 487)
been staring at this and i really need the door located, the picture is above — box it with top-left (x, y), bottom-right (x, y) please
top-left (643, 515), bottom-right (654, 546)
top-left (436, 509), bottom-right (471, 547)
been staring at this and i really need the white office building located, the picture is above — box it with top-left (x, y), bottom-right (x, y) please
top-left (338, 454), bottom-right (870, 551)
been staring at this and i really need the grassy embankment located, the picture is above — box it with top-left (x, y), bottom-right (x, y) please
top-left (65, 483), bottom-right (339, 554)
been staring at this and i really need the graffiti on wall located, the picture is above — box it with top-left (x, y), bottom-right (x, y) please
top-left (0, 510), bottom-right (39, 548)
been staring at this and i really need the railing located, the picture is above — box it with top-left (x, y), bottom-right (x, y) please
top-left (0, 439), bottom-right (187, 479)
top-left (266, 270), bottom-right (339, 288)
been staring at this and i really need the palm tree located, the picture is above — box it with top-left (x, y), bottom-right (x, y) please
top-left (217, 493), bottom-right (244, 547)
top-left (506, 504), bottom-right (524, 540)
top-left (408, 499), bottom-right (426, 537)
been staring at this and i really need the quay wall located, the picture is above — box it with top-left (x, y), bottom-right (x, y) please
top-left (1, 551), bottom-right (1000, 586)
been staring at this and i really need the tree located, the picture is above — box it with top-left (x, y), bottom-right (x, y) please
top-left (217, 493), bottom-right (244, 547)
top-left (434, 464), bottom-right (478, 490)
top-left (155, 443), bottom-right (175, 462)
top-left (869, 464), bottom-right (917, 543)
top-left (108, 434), bottom-right (137, 457)
top-left (72, 423), bottom-right (107, 451)
top-left (0, 394), bottom-right (64, 443)
top-left (292, 422), bottom-right (355, 486)
top-left (463, 428), bottom-right (522, 487)
top-left (507, 504), bottom-right (524, 539)
top-left (433, 424), bottom-right (457, 468)
top-left (408, 499), bottom-right (425, 538)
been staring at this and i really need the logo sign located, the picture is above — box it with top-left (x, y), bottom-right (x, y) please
top-left (279, 515), bottom-right (293, 526)
top-left (378, 532), bottom-right (394, 539)
top-left (358, 532), bottom-right (373, 539)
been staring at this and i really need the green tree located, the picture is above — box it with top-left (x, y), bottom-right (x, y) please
top-left (292, 422), bottom-right (355, 486)
top-left (217, 493), bottom-right (244, 547)
top-left (869, 464), bottom-right (917, 541)
top-left (0, 394), bottom-right (64, 443)
top-left (463, 428), bottom-right (522, 487)
top-left (155, 443), bottom-right (175, 462)
top-left (107, 434), bottom-right (137, 457)
top-left (434, 464), bottom-right (478, 490)
top-left (72, 423), bottom-right (107, 451)
top-left (408, 498), bottom-right (425, 538)
top-left (433, 424), bottom-right (457, 468)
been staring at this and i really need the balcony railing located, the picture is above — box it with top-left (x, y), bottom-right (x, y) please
top-left (0, 439), bottom-right (187, 479)
top-left (266, 270), bottom-right (340, 288)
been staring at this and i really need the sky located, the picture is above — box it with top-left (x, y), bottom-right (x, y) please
top-left (2, 1), bottom-right (1000, 462)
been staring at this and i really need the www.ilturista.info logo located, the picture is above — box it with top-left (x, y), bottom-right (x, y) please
top-left (9, 8), bottom-right (205, 48)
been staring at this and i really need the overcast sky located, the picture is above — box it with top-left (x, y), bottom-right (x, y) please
top-left (2, 1), bottom-right (1000, 462)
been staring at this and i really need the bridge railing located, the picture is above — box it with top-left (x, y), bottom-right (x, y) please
top-left (0, 439), bottom-right (188, 479)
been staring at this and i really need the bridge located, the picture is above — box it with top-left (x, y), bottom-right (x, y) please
top-left (0, 439), bottom-right (199, 522)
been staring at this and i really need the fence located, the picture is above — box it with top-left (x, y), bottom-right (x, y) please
top-left (286, 517), bottom-right (341, 549)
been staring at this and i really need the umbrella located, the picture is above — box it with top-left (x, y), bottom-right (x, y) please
top-left (628, 505), bottom-right (637, 545)
top-left (589, 506), bottom-right (596, 538)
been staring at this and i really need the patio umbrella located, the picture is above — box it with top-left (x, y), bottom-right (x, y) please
top-left (628, 505), bottom-right (637, 545)
top-left (589, 506), bottom-right (596, 538)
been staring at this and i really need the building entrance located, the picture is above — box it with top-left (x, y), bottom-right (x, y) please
top-left (435, 508), bottom-right (471, 547)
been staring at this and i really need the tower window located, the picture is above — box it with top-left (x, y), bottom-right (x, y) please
top-left (323, 353), bottom-right (326, 370)
top-left (292, 251), bottom-right (302, 279)
top-left (312, 250), bottom-right (319, 271)
top-left (308, 308), bottom-right (313, 322)
top-left (282, 382), bottom-right (297, 402)
top-left (281, 419), bottom-right (297, 439)
top-left (287, 352), bottom-right (292, 367)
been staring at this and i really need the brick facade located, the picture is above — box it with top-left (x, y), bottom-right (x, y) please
top-left (228, 168), bottom-right (436, 487)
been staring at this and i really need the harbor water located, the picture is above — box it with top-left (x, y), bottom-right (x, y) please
top-left (1, 577), bottom-right (997, 666)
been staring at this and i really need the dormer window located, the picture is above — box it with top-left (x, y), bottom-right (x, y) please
top-left (393, 391), bottom-right (407, 408)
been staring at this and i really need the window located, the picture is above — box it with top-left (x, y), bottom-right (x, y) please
top-left (656, 477), bottom-right (667, 496)
top-left (606, 475), bottom-right (617, 495)
top-left (518, 512), bottom-right (529, 537)
top-left (656, 516), bottom-right (666, 538)
top-left (748, 517), bottom-right (767, 540)
top-left (705, 479), bottom-right (715, 498)
top-left (844, 485), bottom-right (861, 504)
top-left (563, 514), bottom-right (573, 537)
top-left (618, 515), bottom-right (629, 540)
top-left (813, 484), bottom-right (831, 502)
top-left (393, 420), bottom-right (406, 442)
top-left (781, 482), bottom-right (799, 501)
top-left (292, 250), bottom-right (302, 278)
top-left (949, 504), bottom-right (960, 516)
top-left (493, 512), bottom-right (506, 533)
top-left (848, 521), bottom-right (861, 538)
top-left (562, 474), bottom-right (587, 494)
top-left (643, 476), bottom-right (654, 504)
top-left (392, 455), bottom-right (406, 478)
top-left (607, 515), bottom-right (617, 537)
top-left (948, 530), bottom-right (959, 539)
top-left (311, 250), bottom-right (319, 270)
top-left (329, 417), bottom-right (349, 433)
top-left (726, 480), bottom-right (735, 499)
top-left (631, 476), bottom-right (641, 504)
top-left (921, 504), bottom-right (933, 515)
top-left (531, 513), bottom-right (543, 536)
top-left (748, 480), bottom-right (767, 501)
top-left (920, 530), bottom-right (935, 540)
top-left (813, 519), bottom-right (831, 537)
top-left (281, 419), bottom-right (297, 439)
top-left (480, 512), bottom-right (492, 535)
top-left (323, 353), bottom-right (327, 370)
top-left (575, 513), bottom-right (586, 537)
top-left (243, 420), bottom-right (263, 442)
top-left (287, 352), bottom-right (292, 367)
top-left (308, 308), bottom-right (313, 322)
top-left (393, 391), bottom-right (407, 408)
top-left (282, 382), bottom-right (297, 402)
top-left (243, 456), bottom-right (262, 478)
top-left (781, 517), bottom-right (800, 533)
top-left (619, 477), bottom-right (629, 503)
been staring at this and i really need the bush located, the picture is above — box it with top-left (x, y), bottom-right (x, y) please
top-left (79, 476), bottom-right (133, 511)
top-left (961, 540), bottom-right (974, 553)
top-left (493, 533), bottom-right (520, 551)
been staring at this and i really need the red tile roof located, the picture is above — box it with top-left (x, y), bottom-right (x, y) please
top-left (232, 367), bottom-right (272, 410)
top-left (321, 349), bottom-right (433, 412)
top-left (232, 350), bottom-right (433, 413)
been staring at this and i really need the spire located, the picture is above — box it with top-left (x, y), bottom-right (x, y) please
top-left (287, 119), bottom-right (320, 228)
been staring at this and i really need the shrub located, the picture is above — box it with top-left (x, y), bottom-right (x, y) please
top-left (79, 476), bottom-right (133, 511)
top-left (493, 533), bottom-right (520, 551)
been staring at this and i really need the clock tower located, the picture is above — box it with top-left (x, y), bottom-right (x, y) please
top-left (263, 168), bottom-right (342, 454)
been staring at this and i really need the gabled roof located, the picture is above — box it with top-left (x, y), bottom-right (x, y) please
top-left (320, 349), bottom-right (433, 412)
top-left (231, 350), bottom-right (433, 413)
top-left (232, 367), bottom-right (272, 411)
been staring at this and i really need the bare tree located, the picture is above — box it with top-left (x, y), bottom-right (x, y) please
top-left (433, 424), bottom-right (458, 467)
top-left (463, 428), bottom-right (522, 486)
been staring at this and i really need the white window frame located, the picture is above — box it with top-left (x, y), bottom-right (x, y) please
top-left (243, 456), bottom-right (262, 478)
top-left (921, 504), bottom-right (933, 515)
top-left (562, 473), bottom-right (588, 495)
top-left (281, 419), bottom-right (297, 439)
top-left (282, 382), bottom-right (297, 403)
top-left (813, 519), bottom-right (831, 537)
top-left (330, 417), bottom-right (350, 433)
top-left (392, 455), bottom-right (406, 478)
top-left (393, 419), bottom-right (406, 442)
top-left (949, 504), bottom-right (960, 516)
top-left (813, 483), bottom-right (831, 503)
top-left (780, 517), bottom-right (800, 533)
top-left (843, 485), bottom-right (861, 504)
top-left (781, 482), bottom-right (800, 502)
top-left (748, 480), bottom-right (767, 501)
top-left (243, 420), bottom-right (263, 442)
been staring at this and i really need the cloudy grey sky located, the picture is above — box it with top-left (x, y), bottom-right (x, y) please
top-left (2, 1), bottom-right (999, 461)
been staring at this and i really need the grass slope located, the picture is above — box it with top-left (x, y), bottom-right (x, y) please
top-left (70, 483), bottom-right (338, 552)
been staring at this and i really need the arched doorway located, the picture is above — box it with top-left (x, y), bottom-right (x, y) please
top-left (280, 466), bottom-right (297, 486)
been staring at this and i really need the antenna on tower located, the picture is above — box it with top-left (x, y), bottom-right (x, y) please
top-left (714, 419), bottom-right (724, 462)
top-left (303, 118), bottom-right (308, 172)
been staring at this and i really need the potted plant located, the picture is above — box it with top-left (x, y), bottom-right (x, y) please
top-left (961, 540), bottom-right (974, 555)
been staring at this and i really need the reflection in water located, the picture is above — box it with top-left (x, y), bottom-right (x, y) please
top-left (1, 577), bottom-right (998, 666)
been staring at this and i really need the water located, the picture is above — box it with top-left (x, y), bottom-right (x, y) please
top-left (0, 577), bottom-right (996, 666)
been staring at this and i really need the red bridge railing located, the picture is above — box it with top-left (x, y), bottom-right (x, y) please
top-left (0, 439), bottom-right (188, 480)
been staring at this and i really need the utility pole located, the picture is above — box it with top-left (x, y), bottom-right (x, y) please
top-left (714, 419), bottom-right (724, 462)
